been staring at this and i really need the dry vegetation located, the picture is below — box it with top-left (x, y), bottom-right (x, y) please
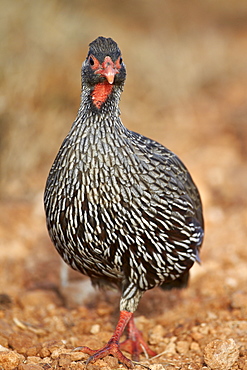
top-left (0, 1), bottom-right (247, 369)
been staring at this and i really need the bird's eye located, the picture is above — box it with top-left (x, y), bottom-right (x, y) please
top-left (89, 57), bottom-right (94, 66)
top-left (119, 57), bottom-right (123, 64)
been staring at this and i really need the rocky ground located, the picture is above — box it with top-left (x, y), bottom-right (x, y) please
top-left (1, 1), bottom-right (247, 369)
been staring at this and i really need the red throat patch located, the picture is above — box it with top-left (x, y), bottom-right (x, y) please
top-left (91, 81), bottom-right (113, 109)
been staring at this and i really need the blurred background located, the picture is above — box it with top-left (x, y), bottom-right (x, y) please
top-left (0, 0), bottom-right (247, 295)
top-left (0, 3), bottom-right (247, 368)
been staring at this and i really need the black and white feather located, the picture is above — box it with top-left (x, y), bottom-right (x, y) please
top-left (44, 37), bottom-right (204, 314)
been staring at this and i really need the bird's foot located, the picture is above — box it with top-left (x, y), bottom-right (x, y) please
top-left (76, 310), bottom-right (134, 368)
top-left (76, 341), bottom-right (133, 368)
top-left (120, 317), bottom-right (157, 361)
top-left (120, 336), bottom-right (156, 362)
top-left (75, 311), bottom-right (156, 367)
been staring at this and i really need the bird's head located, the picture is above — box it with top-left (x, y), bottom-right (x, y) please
top-left (81, 37), bottom-right (126, 110)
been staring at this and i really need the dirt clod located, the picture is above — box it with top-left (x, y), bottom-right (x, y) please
top-left (0, 348), bottom-right (25, 370)
top-left (8, 332), bottom-right (37, 355)
top-left (204, 338), bottom-right (239, 370)
top-left (18, 364), bottom-right (44, 370)
top-left (176, 340), bottom-right (190, 354)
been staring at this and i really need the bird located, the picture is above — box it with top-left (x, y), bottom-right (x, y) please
top-left (44, 36), bottom-right (204, 368)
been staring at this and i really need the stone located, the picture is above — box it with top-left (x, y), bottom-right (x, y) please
top-left (204, 338), bottom-right (239, 370)
top-left (176, 340), bottom-right (190, 354)
top-left (0, 348), bottom-right (24, 370)
top-left (18, 364), bottom-right (44, 370)
top-left (8, 332), bottom-right (37, 355)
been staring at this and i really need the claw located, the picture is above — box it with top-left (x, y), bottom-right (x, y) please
top-left (76, 311), bottom-right (156, 368)
top-left (77, 342), bottom-right (133, 368)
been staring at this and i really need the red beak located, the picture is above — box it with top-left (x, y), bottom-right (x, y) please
top-left (101, 56), bottom-right (118, 84)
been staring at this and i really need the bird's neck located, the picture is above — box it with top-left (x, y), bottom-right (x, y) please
top-left (91, 81), bottom-right (114, 110)
top-left (70, 84), bottom-right (126, 145)
top-left (66, 91), bottom-right (130, 176)
top-left (80, 82), bottom-right (122, 117)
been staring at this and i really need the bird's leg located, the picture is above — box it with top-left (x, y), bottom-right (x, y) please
top-left (120, 315), bottom-right (157, 361)
top-left (76, 310), bottom-right (134, 368)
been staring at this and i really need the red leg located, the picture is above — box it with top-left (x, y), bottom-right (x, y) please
top-left (76, 310), bottom-right (134, 368)
top-left (120, 316), bottom-right (157, 361)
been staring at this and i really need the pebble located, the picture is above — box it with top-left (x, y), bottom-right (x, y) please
top-left (8, 332), bottom-right (37, 355)
top-left (90, 324), bottom-right (100, 334)
top-left (149, 325), bottom-right (165, 345)
top-left (176, 340), bottom-right (190, 354)
top-left (26, 344), bottom-right (42, 357)
top-left (18, 364), bottom-right (44, 370)
top-left (204, 338), bottom-right (239, 369)
top-left (0, 345), bottom-right (8, 352)
top-left (51, 347), bottom-right (88, 362)
top-left (40, 339), bottom-right (64, 358)
top-left (198, 323), bottom-right (210, 335)
top-left (56, 351), bottom-right (87, 366)
top-left (190, 341), bottom-right (201, 352)
top-left (0, 348), bottom-right (24, 370)
top-left (51, 347), bottom-right (68, 359)
top-left (164, 337), bottom-right (176, 354)
top-left (69, 351), bottom-right (88, 361)
top-left (26, 356), bottom-right (42, 363)
top-left (58, 353), bottom-right (72, 367)
top-left (149, 365), bottom-right (166, 370)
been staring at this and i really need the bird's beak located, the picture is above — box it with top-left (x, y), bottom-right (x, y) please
top-left (101, 56), bottom-right (118, 84)
top-left (103, 66), bottom-right (115, 84)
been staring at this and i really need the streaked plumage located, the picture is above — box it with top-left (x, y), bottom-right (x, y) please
top-left (44, 36), bottom-right (204, 367)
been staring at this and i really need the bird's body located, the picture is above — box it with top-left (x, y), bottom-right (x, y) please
top-left (44, 37), bottom-right (204, 367)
